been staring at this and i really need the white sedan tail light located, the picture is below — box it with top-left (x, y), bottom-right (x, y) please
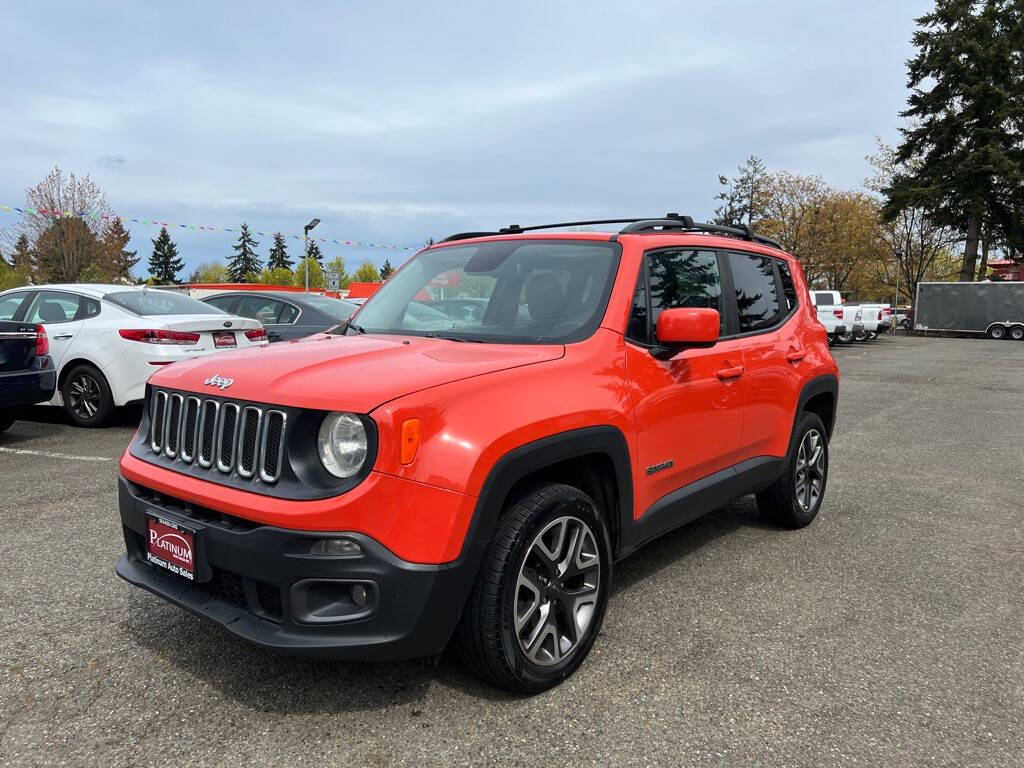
top-left (119, 329), bottom-right (201, 345)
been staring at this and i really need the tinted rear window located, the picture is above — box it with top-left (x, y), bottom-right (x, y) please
top-left (106, 290), bottom-right (225, 316)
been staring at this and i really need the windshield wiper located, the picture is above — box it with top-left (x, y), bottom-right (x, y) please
top-left (423, 332), bottom-right (486, 343)
top-left (347, 320), bottom-right (367, 334)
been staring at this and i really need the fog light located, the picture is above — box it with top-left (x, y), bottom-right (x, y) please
top-left (351, 584), bottom-right (368, 607)
top-left (310, 538), bottom-right (363, 556)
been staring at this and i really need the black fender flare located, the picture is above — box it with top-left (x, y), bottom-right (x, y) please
top-left (794, 374), bottom-right (839, 439)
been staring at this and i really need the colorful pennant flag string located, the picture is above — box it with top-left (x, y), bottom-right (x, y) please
top-left (0, 204), bottom-right (418, 251)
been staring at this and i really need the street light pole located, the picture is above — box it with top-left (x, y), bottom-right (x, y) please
top-left (894, 250), bottom-right (903, 334)
top-left (303, 218), bottom-right (321, 293)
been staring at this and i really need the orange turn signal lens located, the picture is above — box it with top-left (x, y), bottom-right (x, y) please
top-left (400, 419), bottom-right (421, 465)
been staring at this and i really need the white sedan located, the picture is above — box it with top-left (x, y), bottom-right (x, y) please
top-left (0, 284), bottom-right (268, 426)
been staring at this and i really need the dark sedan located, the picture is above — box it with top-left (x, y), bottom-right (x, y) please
top-left (202, 291), bottom-right (359, 342)
top-left (0, 319), bottom-right (56, 432)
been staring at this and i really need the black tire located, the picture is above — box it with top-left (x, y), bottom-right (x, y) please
top-left (0, 410), bottom-right (14, 434)
top-left (853, 330), bottom-right (870, 342)
top-left (757, 412), bottom-right (829, 529)
top-left (987, 325), bottom-right (1007, 340)
top-left (456, 483), bottom-right (612, 693)
top-left (61, 363), bottom-right (114, 427)
top-left (1009, 325), bottom-right (1024, 341)
top-left (834, 332), bottom-right (854, 345)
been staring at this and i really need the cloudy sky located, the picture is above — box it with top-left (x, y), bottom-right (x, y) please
top-left (0, 0), bottom-right (929, 275)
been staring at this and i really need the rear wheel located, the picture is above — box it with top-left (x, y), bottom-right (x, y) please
top-left (62, 364), bottom-right (114, 427)
top-left (853, 330), bottom-right (870, 342)
top-left (0, 411), bottom-right (14, 433)
top-left (987, 324), bottom-right (1007, 340)
top-left (456, 483), bottom-right (612, 693)
top-left (834, 331), bottom-right (854, 345)
top-left (757, 412), bottom-right (829, 528)
top-left (1009, 325), bottom-right (1024, 341)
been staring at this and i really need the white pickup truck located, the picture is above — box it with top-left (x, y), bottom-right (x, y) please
top-left (810, 290), bottom-right (864, 344)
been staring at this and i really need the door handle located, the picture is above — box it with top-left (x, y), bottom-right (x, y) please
top-left (786, 348), bottom-right (807, 363)
top-left (716, 365), bottom-right (745, 380)
top-left (53, 333), bottom-right (74, 340)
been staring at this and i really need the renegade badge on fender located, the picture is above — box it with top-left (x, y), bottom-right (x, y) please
top-left (116, 215), bottom-right (839, 693)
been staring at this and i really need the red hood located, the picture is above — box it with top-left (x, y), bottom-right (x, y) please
top-left (148, 333), bottom-right (565, 412)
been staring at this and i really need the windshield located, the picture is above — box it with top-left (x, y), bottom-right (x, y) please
top-left (341, 240), bottom-right (619, 343)
top-left (301, 294), bottom-right (359, 320)
top-left (106, 290), bottom-right (226, 316)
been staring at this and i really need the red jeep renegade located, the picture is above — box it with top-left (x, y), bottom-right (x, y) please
top-left (116, 215), bottom-right (839, 692)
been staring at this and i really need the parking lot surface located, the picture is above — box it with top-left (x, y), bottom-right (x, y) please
top-left (1, 336), bottom-right (1022, 767)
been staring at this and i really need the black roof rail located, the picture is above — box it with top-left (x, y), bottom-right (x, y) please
top-left (620, 216), bottom-right (782, 249)
top-left (440, 214), bottom-right (782, 250)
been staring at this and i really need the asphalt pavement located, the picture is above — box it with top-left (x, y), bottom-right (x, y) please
top-left (1, 335), bottom-right (1022, 767)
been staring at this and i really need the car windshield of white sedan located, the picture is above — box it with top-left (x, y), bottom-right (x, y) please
top-left (106, 290), bottom-right (226, 316)
top-left (339, 241), bottom-right (618, 343)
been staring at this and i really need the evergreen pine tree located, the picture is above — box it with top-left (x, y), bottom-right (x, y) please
top-left (11, 234), bottom-right (35, 278)
top-left (101, 219), bottom-right (139, 283)
top-left (714, 156), bottom-right (769, 227)
top-left (306, 239), bottom-right (323, 263)
top-left (149, 227), bottom-right (185, 284)
top-left (380, 258), bottom-right (394, 280)
top-left (883, 0), bottom-right (1024, 280)
top-left (266, 232), bottom-right (292, 271)
top-left (227, 223), bottom-right (262, 282)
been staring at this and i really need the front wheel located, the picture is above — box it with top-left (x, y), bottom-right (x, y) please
top-left (757, 412), bottom-right (829, 528)
top-left (456, 484), bottom-right (612, 693)
top-left (834, 332), bottom-right (854, 345)
top-left (0, 410), bottom-right (14, 433)
top-left (62, 364), bottom-right (114, 427)
top-left (987, 325), bottom-right (1007, 340)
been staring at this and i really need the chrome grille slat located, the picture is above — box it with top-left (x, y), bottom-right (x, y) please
top-left (180, 397), bottom-right (201, 463)
top-left (197, 400), bottom-right (219, 467)
top-left (148, 390), bottom-right (286, 484)
top-left (164, 394), bottom-right (184, 458)
top-left (236, 406), bottom-right (262, 478)
top-left (260, 411), bottom-right (287, 483)
top-left (150, 391), bottom-right (168, 452)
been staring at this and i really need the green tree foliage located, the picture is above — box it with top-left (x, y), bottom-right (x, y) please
top-left (714, 155), bottom-right (769, 227)
top-left (0, 257), bottom-right (29, 291)
top-left (306, 240), bottom-right (323, 263)
top-left (266, 232), bottom-right (292, 271)
top-left (34, 217), bottom-right (102, 283)
top-left (100, 219), bottom-right (139, 283)
top-left (187, 261), bottom-right (230, 283)
top-left (293, 256), bottom-right (325, 289)
top-left (258, 267), bottom-right (294, 286)
top-left (227, 223), bottom-right (262, 282)
top-left (351, 260), bottom-right (381, 283)
top-left (11, 233), bottom-right (35, 277)
top-left (380, 258), bottom-right (395, 280)
top-left (149, 227), bottom-right (185, 285)
top-left (883, 0), bottom-right (1024, 281)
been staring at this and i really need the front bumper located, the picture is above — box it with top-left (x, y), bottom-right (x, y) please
top-left (116, 477), bottom-right (482, 660)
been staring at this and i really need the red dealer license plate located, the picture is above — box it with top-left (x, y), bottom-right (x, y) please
top-left (146, 517), bottom-right (196, 581)
top-left (213, 331), bottom-right (236, 348)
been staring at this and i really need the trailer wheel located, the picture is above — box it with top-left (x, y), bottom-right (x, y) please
top-left (987, 324), bottom-right (1007, 340)
top-left (1010, 325), bottom-right (1024, 341)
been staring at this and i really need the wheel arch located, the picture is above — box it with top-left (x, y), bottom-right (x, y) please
top-left (796, 374), bottom-right (838, 440)
top-left (463, 426), bottom-right (634, 561)
top-left (57, 356), bottom-right (110, 391)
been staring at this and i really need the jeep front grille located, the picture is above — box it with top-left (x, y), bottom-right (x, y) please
top-left (149, 390), bottom-right (287, 484)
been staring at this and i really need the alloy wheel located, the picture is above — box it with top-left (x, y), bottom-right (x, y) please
top-left (513, 515), bottom-right (600, 666)
top-left (69, 373), bottom-right (102, 421)
top-left (794, 429), bottom-right (825, 513)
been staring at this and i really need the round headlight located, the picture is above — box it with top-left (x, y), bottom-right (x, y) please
top-left (317, 412), bottom-right (368, 479)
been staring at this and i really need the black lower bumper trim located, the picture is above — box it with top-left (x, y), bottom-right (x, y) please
top-left (116, 477), bottom-right (482, 660)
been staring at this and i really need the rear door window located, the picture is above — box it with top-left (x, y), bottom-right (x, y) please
top-left (236, 296), bottom-right (289, 324)
top-left (727, 252), bottom-right (781, 333)
top-left (204, 296), bottom-right (238, 313)
top-left (24, 291), bottom-right (83, 325)
top-left (0, 291), bottom-right (32, 320)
